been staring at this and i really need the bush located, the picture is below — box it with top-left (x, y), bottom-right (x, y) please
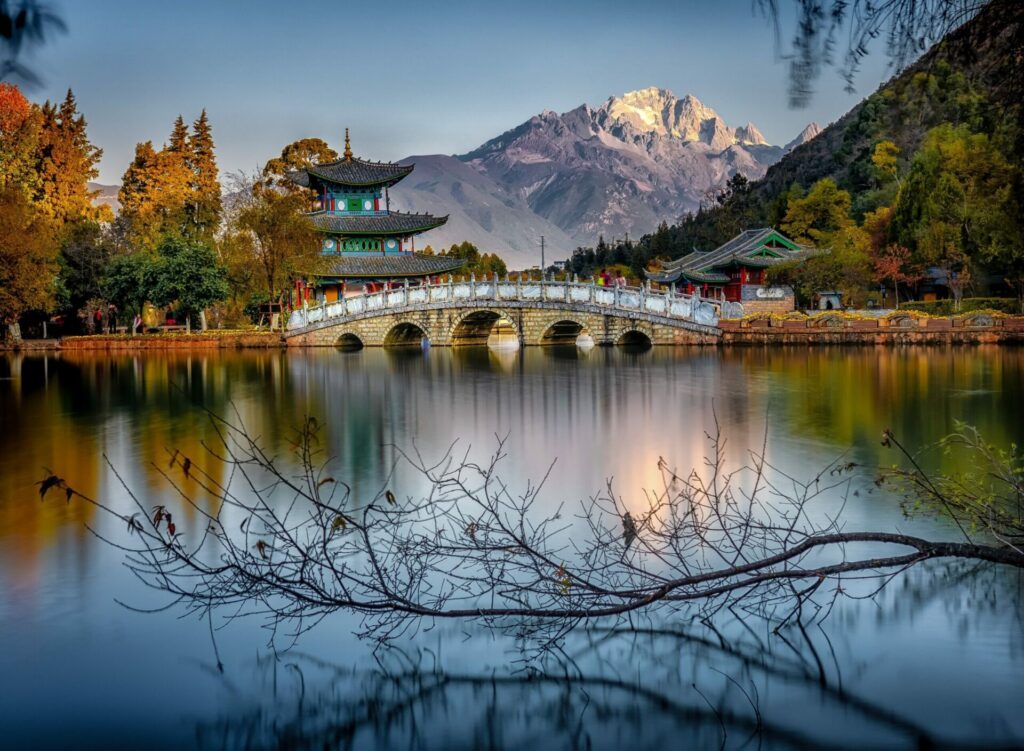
top-left (899, 298), bottom-right (1021, 315)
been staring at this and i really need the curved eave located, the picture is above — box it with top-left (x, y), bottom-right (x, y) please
top-left (308, 211), bottom-right (449, 237)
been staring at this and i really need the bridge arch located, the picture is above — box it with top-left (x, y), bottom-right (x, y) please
top-left (384, 319), bottom-right (431, 347)
top-left (449, 309), bottom-right (521, 347)
top-left (336, 332), bottom-right (364, 351)
top-left (539, 318), bottom-right (590, 346)
top-left (616, 329), bottom-right (653, 349)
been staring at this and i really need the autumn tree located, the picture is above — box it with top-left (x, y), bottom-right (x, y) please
top-left (872, 244), bottom-right (921, 308)
top-left (33, 89), bottom-right (108, 225)
top-left (117, 111), bottom-right (221, 249)
top-left (0, 81), bottom-right (40, 198)
top-left (0, 185), bottom-right (55, 339)
top-left (780, 177), bottom-right (853, 245)
top-left (116, 139), bottom-right (192, 250)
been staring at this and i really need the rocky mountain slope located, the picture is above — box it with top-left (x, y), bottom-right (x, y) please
top-left (386, 155), bottom-right (575, 269)
top-left (450, 87), bottom-right (810, 249)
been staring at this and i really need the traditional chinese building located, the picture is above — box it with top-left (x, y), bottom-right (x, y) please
top-left (645, 228), bottom-right (813, 312)
top-left (288, 130), bottom-right (463, 302)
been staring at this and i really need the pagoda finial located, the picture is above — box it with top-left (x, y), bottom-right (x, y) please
top-left (343, 128), bottom-right (353, 161)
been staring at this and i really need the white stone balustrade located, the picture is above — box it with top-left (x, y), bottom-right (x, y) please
top-left (288, 277), bottom-right (732, 331)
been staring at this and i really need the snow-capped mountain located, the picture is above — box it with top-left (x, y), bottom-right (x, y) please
top-left (447, 87), bottom-right (802, 248)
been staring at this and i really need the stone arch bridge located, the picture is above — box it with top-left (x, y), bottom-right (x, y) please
top-left (285, 278), bottom-right (740, 348)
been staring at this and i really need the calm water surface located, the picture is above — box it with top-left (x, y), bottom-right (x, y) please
top-left (1, 346), bottom-right (1022, 750)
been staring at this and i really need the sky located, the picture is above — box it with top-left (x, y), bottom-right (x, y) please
top-left (24, 0), bottom-right (896, 185)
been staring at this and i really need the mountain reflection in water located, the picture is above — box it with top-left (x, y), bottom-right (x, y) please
top-left (1, 346), bottom-right (1023, 749)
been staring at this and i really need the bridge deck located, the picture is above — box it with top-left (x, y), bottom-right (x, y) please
top-left (286, 278), bottom-right (742, 346)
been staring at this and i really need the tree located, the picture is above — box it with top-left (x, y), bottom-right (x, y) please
top-left (871, 140), bottom-right (901, 187)
top-left (872, 243), bottom-right (921, 308)
top-left (116, 139), bottom-right (192, 250)
top-left (261, 137), bottom-right (337, 190)
top-left (780, 177), bottom-right (853, 245)
top-left (34, 89), bottom-right (107, 225)
top-left (892, 124), bottom-right (1022, 302)
top-left (0, 184), bottom-right (55, 339)
top-left (102, 251), bottom-right (157, 324)
top-left (43, 418), bottom-right (1024, 653)
top-left (0, 81), bottom-right (40, 199)
top-left (185, 109), bottom-right (220, 240)
top-left (150, 237), bottom-right (229, 333)
top-left (55, 220), bottom-right (112, 323)
top-left (117, 112), bottom-right (221, 250)
top-left (226, 172), bottom-right (320, 315)
top-left (769, 224), bottom-right (873, 306)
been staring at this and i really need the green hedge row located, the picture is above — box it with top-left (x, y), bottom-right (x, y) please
top-left (899, 298), bottom-right (1022, 315)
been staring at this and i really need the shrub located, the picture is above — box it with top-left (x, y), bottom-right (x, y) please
top-left (899, 298), bottom-right (1021, 315)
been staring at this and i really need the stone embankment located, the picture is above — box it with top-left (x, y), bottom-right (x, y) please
top-left (719, 311), bottom-right (1024, 345)
top-left (53, 331), bottom-right (282, 350)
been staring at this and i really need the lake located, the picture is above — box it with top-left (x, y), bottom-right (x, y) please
top-left (1, 345), bottom-right (1022, 750)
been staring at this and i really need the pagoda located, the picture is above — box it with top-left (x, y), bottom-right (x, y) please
top-left (288, 130), bottom-right (462, 301)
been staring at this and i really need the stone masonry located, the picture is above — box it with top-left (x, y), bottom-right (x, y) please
top-left (286, 301), bottom-right (720, 347)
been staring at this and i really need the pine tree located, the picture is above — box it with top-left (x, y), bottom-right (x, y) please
top-left (34, 89), bottom-right (105, 225)
top-left (186, 109), bottom-right (221, 240)
top-left (117, 139), bottom-right (191, 250)
top-left (167, 115), bottom-right (188, 154)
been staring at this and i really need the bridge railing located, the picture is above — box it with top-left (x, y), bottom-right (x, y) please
top-left (288, 276), bottom-right (742, 331)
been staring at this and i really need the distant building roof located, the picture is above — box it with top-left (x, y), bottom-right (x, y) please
top-left (318, 253), bottom-right (465, 279)
top-left (646, 228), bottom-right (814, 284)
top-left (308, 211), bottom-right (448, 236)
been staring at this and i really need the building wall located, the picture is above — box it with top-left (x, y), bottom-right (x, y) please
top-left (738, 284), bottom-right (795, 315)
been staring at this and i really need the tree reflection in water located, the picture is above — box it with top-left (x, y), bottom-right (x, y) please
top-left (195, 561), bottom-right (1023, 751)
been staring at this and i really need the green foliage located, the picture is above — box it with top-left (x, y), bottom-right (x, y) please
top-left (780, 178), bottom-right (853, 245)
top-left (438, 241), bottom-right (508, 277)
top-left (56, 220), bottom-right (113, 316)
top-left (102, 252), bottom-right (158, 319)
top-left (899, 297), bottom-right (1022, 315)
top-left (150, 237), bottom-right (229, 325)
top-left (768, 225), bottom-right (872, 306)
top-left (892, 124), bottom-right (1020, 270)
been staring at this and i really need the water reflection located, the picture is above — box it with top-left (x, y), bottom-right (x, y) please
top-left (2, 346), bottom-right (1024, 748)
top-left (195, 560), bottom-right (1023, 751)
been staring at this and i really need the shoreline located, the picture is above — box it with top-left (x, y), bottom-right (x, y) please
top-left (4, 313), bottom-right (1023, 351)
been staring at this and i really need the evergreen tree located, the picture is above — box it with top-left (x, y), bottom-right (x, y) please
top-left (34, 89), bottom-right (106, 225)
top-left (167, 114), bottom-right (188, 154)
top-left (186, 109), bottom-right (221, 239)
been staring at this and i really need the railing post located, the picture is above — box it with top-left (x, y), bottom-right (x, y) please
top-left (516, 272), bottom-right (522, 299)
top-left (639, 283), bottom-right (646, 313)
top-left (614, 283), bottom-right (620, 308)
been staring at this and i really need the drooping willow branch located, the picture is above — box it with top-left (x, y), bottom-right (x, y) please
top-left (40, 412), bottom-right (1024, 647)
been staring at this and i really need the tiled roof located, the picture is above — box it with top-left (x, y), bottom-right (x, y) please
top-left (288, 157), bottom-right (414, 188)
top-left (308, 211), bottom-right (448, 236)
top-left (646, 228), bottom-right (813, 283)
top-left (318, 254), bottom-right (465, 279)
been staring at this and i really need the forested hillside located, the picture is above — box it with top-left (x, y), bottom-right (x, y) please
top-left (571, 0), bottom-right (1024, 308)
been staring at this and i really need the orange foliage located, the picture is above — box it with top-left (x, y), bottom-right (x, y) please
top-left (0, 83), bottom-right (30, 134)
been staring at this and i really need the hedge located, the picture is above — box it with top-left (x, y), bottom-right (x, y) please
top-left (899, 298), bottom-right (1022, 315)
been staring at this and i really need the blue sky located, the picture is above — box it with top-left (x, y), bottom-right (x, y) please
top-left (26, 0), bottom-right (895, 184)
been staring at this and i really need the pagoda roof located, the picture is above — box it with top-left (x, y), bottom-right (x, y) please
top-left (308, 211), bottom-right (448, 236)
top-left (289, 157), bottom-right (414, 189)
top-left (317, 253), bottom-right (465, 279)
top-left (646, 228), bottom-right (814, 284)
